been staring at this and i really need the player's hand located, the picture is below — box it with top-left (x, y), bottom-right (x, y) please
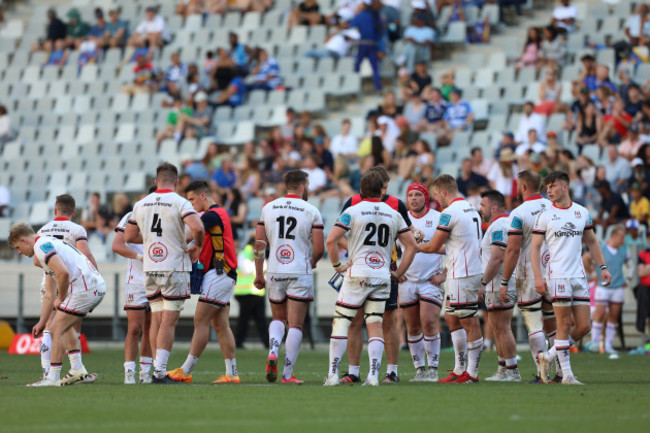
top-left (534, 279), bottom-right (548, 296)
top-left (430, 273), bottom-right (445, 286)
top-left (32, 322), bottom-right (45, 339)
top-left (186, 244), bottom-right (200, 262)
top-left (53, 298), bottom-right (63, 310)
top-left (334, 263), bottom-right (351, 274)
top-left (254, 275), bottom-right (266, 290)
top-left (499, 285), bottom-right (509, 304)
top-left (478, 286), bottom-right (485, 303)
top-left (601, 269), bottom-right (612, 286)
top-left (413, 229), bottom-right (425, 244)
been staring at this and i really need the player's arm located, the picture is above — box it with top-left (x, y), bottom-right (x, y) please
top-left (47, 255), bottom-right (71, 309)
top-left (417, 228), bottom-right (448, 254)
top-left (326, 226), bottom-right (349, 273)
top-left (584, 227), bottom-right (612, 286)
top-left (75, 239), bottom-right (99, 270)
top-left (184, 213), bottom-right (205, 262)
top-left (530, 232), bottom-right (547, 295)
top-left (483, 245), bottom-right (506, 286)
top-left (33, 275), bottom-right (56, 338)
top-left (500, 226), bottom-right (522, 302)
top-left (124, 220), bottom-right (143, 244)
top-left (394, 230), bottom-right (417, 281)
top-left (253, 222), bottom-right (268, 289)
top-left (336, 236), bottom-right (348, 251)
top-left (311, 226), bottom-right (325, 268)
top-left (112, 230), bottom-right (142, 261)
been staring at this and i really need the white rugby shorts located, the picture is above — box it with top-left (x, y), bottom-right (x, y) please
top-left (124, 282), bottom-right (149, 310)
top-left (445, 275), bottom-right (481, 310)
top-left (58, 284), bottom-right (106, 317)
top-left (594, 286), bottom-right (625, 304)
top-left (547, 278), bottom-right (590, 306)
top-left (515, 278), bottom-right (547, 307)
top-left (398, 280), bottom-right (444, 308)
top-left (336, 276), bottom-right (390, 309)
top-left (199, 269), bottom-right (236, 308)
top-left (266, 273), bottom-right (313, 304)
top-left (144, 271), bottom-right (190, 301)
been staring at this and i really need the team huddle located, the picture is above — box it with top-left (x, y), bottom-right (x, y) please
top-left (8, 162), bottom-right (613, 387)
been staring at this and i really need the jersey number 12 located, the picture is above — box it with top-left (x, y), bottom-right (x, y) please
top-left (277, 216), bottom-right (297, 239)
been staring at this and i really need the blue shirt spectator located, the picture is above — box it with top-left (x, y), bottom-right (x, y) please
top-left (212, 160), bottom-right (237, 188)
top-left (443, 89), bottom-right (473, 129)
top-left (349, 9), bottom-right (382, 41)
top-left (249, 50), bottom-right (282, 90)
top-left (106, 9), bottom-right (129, 45)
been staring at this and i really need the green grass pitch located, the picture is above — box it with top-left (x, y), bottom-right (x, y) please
top-left (1, 347), bottom-right (649, 432)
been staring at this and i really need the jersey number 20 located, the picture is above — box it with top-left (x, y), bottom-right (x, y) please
top-left (363, 223), bottom-right (389, 247)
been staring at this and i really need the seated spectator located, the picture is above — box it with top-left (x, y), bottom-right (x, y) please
top-left (370, 90), bottom-right (403, 119)
top-left (280, 108), bottom-right (297, 143)
top-left (0, 182), bottom-right (9, 217)
top-left (204, 0), bottom-right (229, 15)
top-left (302, 154), bottom-right (328, 194)
top-left (127, 6), bottom-right (171, 48)
top-left (444, 0), bottom-right (466, 25)
top-left (88, 8), bottom-right (109, 47)
top-left (298, 110), bottom-right (314, 138)
top-left (439, 70), bottom-right (456, 101)
top-left (598, 100), bottom-right (632, 148)
top-left (623, 84), bottom-right (644, 118)
top-left (438, 88), bottom-right (473, 146)
top-left (214, 71), bottom-right (246, 107)
top-left (380, 0), bottom-right (402, 42)
top-left (312, 124), bottom-right (330, 148)
top-left (516, 27), bottom-right (541, 72)
top-left (628, 157), bottom-right (650, 194)
top-left (535, 66), bottom-right (563, 116)
top-left (176, 0), bottom-right (204, 18)
top-left (630, 183), bottom-right (650, 225)
top-left (175, 91), bottom-right (213, 139)
top-left (545, 130), bottom-right (561, 153)
top-left (305, 28), bottom-right (360, 59)
top-left (183, 156), bottom-right (211, 180)
top-left (488, 148), bottom-right (517, 209)
top-left (551, 0), bottom-right (577, 33)
top-left (594, 85), bottom-right (615, 115)
top-left (471, 147), bottom-right (492, 178)
top-left (408, 61), bottom-right (432, 96)
top-left (330, 118), bottom-right (359, 158)
top-left (604, 144), bottom-right (633, 193)
top-left (402, 92), bottom-right (427, 129)
top-left (224, 188), bottom-right (247, 241)
top-left (43, 40), bottom-right (70, 67)
top-left (227, 32), bottom-right (250, 74)
top-left (411, 0), bottom-right (436, 29)
top-left (104, 8), bottom-right (129, 48)
top-left (312, 137), bottom-right (334, 179)
top-left (31, 8), bottom-right (67, 52)
top-left (576, 101), bottom-right (600, 152)
top-left (578, 53), bottom-right (597, 88)
top-left (163, 51), bottom-right (188, 99)
top-left (516, 129), bottom-right (546, 157)
top-left (620, 124), bottom-right (644, 161)
top-left (213, 157), bottom-right (238, 188)
top-left (402, 14), bottom-right (436, 73)
top-left (538, 25), bottom-right (567, 68)
top-left (81, 192), bottom-right (112, 240)
top-left (0, 105), bottom-right (12, 147)
top-left (456, 158), bottom-right (489, 196)
top-left (246, 49), bottom-right (281, 91)
top-left (112, 193), bottom-right (133, 226)
top-left (497, 131), bottom-right (517, 156)
top-left (613, 3), bottom-right (649, 64)
top-left (288, 0), bottom-right (324, 30)
top-left (416, 86), bottom-right (448, 133)
top-left (515, 101), bottom-right (546, 145)
top-left (122, 54), bottom-right (158, 95)
top-left (210, 47), bottom-right (237, 88)
top-left (156, 95), bottom-right (194, 144)
top-left (587, 65), bottom-right (617, 95)
top-left (361, 136), bottom-right (392, 172)
top-left (76, 37), bottom-right (99, 74)
top-left (238, 156), bottom-right (262, 198)
top-left (377, 115), bottom-right (400, 154)
top-left (63, 8), bottom-right (90, 50)
top-left (594, 180), bottom-right (631, 227)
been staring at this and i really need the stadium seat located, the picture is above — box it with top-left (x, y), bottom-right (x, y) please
top-left (28, 201), bottom-right (50, 225)
top-left (123, 172), bottom-right (147, 192)
top-left (222, 121), bottom-right (255, 145)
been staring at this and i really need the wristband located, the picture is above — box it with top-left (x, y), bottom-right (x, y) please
top-left (136, 253), bottom-right (143, 261)
top-left (480, 280), bottom-right (488, 287)
top-left (600, 264), bottom-right (608, 270)
top-left (500, 278), bottom-right (509, 287)
top-left (332, 262), bottom-right (343, 270)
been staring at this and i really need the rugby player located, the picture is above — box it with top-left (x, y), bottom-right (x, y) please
top-left (479, 190), bottom-right (520, 382)
top-left (125, 162), bottom-right (205, 383)
top-left (324, 171), bottom-right (417, 386)
top-left (532, 171), bottom-right (612, 385)
top-left (10, 223), bottom-right (105, 386)
top-left (418, 174), bottom-right (484, 383)
top-left (254, 170), bottom-right (324, 384)
top-left (168, 180), bottom-right (241, 383)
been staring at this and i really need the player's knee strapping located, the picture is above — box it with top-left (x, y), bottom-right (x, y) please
top-left (332, 306), bottom-right (357, 336)
top-left (446, 303), bottom-right (478, 319)
top-left (542, 308), bottom-right (555, 321)
top-left (149, 300), bottom-right (164, 313)
top-left (521, 305), bottom-right (544, 334)
top-left (363, 299), bottom-right (386, 324)
top-left (162, 299), bottom-right (185, 311)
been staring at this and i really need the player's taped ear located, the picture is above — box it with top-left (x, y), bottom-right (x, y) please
top-left (522, 308), bottom-right (544, 334)
top-left (363, 299), bottom-right (386, 324)
top-left (332, 306), bottom-right (357, 336)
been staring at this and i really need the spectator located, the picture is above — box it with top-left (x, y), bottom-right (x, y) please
top-left (349, 0), bottom-right (383, 91)
top-left (81, 192), bottom-right (112, 240)
top-left (305, 28), bottom-right (360, 59)
top-left (623, 84), bottom-right (644, 118)
top-left (122, 54), bottom-right (158, 95)
top-left (182, 156), bottom-right (211, 180)
top-left (630, 183), bottom-right (650, 225)
top-left (31, 8), bottom-right (67, 52)
top-left (595, 180), bottom-right (631, 227)
top-left (76, 36), bottom-right (99, 73)
top-left (312, 124), bottom-right (330, 148)
top-left (371, 90), bottom-right (403, 119)
top-left (613, 4), bottom-right (649, 64)
top-left (417, 86), bottom-right (448, 133)
top-left (163, 51), bottom-right (188, 99)
top-left (402, 13), bottom-right (436, 73)
top-left (620, 124), bottom-right (644, 161)
top-left (238, 156), bottom-right (262, 198)
top-left (628, 157), bottom-right (650, 195)
top-left (551, 0), bottom-right (577, 33)
top-left (408, 61), bottom-right (432, 96)
top-left (127, 6), bottom-right (171, 48)
top-left (176, 0), bottom-right (203, 18)
top-left (156, 95), bottom-right (194, 144)
top-left (538, 25), bottom-right (567, 68)
top-left (598, 100), bottom-right (632, 148)
top-left (488, 148), bottom-right (517, 209)
top-left (214, 70), bottom-right (247, 107)
top-left (302, 154), bottom-right (328, 194)
top-left (625, 219), bottom-right (647, 250)
top-left (288, 0), bottom-right (325, 30)
top-left (578, 54), bottom-right (597, 88)
top-left (330, 118), bottom-right (359, 158)
top-left (213, 157), bottom-right (238, 188)
top-left (411, 0), bottom-right (436, 29)
top-left (0, 104), bottom-right (13, 147)
top-left (175, 91), bottom-right (213, 140)
top-left (298, 110), bottom-right (314, 137)
top-left (64, 8), bottom-right (90, 49)
top-left (516, 27), bottom-right (541, 72)
top-left (603, 144), bottom-right (632, 192)
top-left (516, 129), bottom-right (546, 157)
top-left (227, 32), bottom-right (250, 74)
top-left (497, 131), bottom-right (517, 156)
top-left (210, 48), bottom-right (237, 89)
top-left (587, 65), bottom-right (617, 95)
top-left (409, 138), bottom-right (435, 182)
top-left (104, 8), bottom-right (129, 48)
top-left (88, 8), bottom-right (109, 47)
top-left (471, 147), bottom-right (492, 178)
top-left (456, 157), bottom-right (489, 196)
top-left (280, 108), bottom-right (297, 143)
top-left (361, 135), bottom-right (391, 172)
top-left (247, 49), bottom-right (282, 91)
top-left (576, 100), bottom-right (600, 153)
top-left (112, 193), bottom-right (133, 225)
top-left (377, 115), bottom-right (399, 154)
top-left (439, 70), bottom-right (456, 101)
top-left (535, 66), bottom-right (562, 116)
top-left (313, 137), bottom-right (335, 179)
top-left (515, 101), bottom-right (546, 145)
top-left (43, 39), bottom-right (70, 67)
top-left (381, 0), bottom-right (402, 42)
top-left (640, 100), bottom-right (650, 143)
top-left (402, 92), bottom-right (427, 129)
top-left (438, 88), bottom-right (473, 146)
top-left (224, 188), bottom-right (247, 242)
top-left (0, 182), bottom-right (9, 217)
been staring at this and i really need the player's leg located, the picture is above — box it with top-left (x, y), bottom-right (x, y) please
top-left (171, 302), bottom-right (216, 382)
top-left (282, 299), bottom-right (309, 383)
top-left (382, 280), bottom-right (400, 383)
top-left (139, 310), bottom-right (153, 383)
top-left (482, 309), bottom-right (492, 351)
top-left (40, 312), bottom-right (57, 378)
top-left (590, 302), bottom-right (607, 351)
top-left (211, 305), bottom-right (240, 383)
top-left (267, 301), bottom-right (287, 383)
top-left (485, 311), bottom-right (507, 381)
top-left (541, 298), bottom-right (562, 382)
top-left (604, 300), bottom-right (623, 355)
top-left (402, 302), bottom-right (425, 376)
top-left (441, 312), bottom-right (468, 381)
top-left (124, 309), bottom-right (146, 384)
top-left (34, 312), bottom-right (82, 386)
top-left (152, 306), bottom-right (182, 381)
top-left (456, 277), bottom-right (483, 382)
top-left (491, 308), bottom-right (519, 381)
top-left (148, 304), bottom-right (162, 356)
top-left (517, 279), bottom-right (546, 380)
top-left (340, 309), bottom-right (364, 383)
top-left (420, 298), bottom-right (442, 382)
top-left (363, 296), bottom-right (387, 386)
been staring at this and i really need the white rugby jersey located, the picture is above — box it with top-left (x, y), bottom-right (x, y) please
top-left (115, 212), bottom-right (144, 286)
top-left (508, 195), bottom-right (551, 279)
top-left (336, 199), bottom-right (409, 279)
top-left (258, 194), bottom-right (324, 274)
top-left (129, 189), bottom-right (196, 272)
top-left (34, 236), bottom-right (105, 292)
top-left (437, 198), bottom-right (482, 279)
top-left (400, 208), bottom-right (443, 282)
top-left (480, 215), bottom-right (514, 291)
top-left (532, 201), bottom-right (593, 279)
top-left (38, 217), bottom-right (88, 245)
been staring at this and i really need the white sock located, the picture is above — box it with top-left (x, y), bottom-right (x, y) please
top-left (124, 361), bottom-right (136, 373)
top-left (483, 338), bottom-right (492, 349)
top-left (591, 321), bottom-right (603, 345)
top-left (467, 338), bottom-right (483, 378)
top-left (547, 330), bottom-right (561, 377)
top-left (153, 349), bottom-right (170, 379)
top-left (225, 358), bottom-right (238, 377)
top-left (547, 330), bottom-right (556, 351)
top-left (68, 351), bottom-right (83, 371)
top-left (367, 337), bottom-right (385, 380)
top-left (424, 334), bottom-right (441, 368)
top-left (451, 329), bottom-right (467, 375)
top-left (497, 356), bottom-right (506, 374)
top-left (348, 365), bottom-right (360, 377)
top-left (268, 320), bottom-right (285, 358)
top-left (387, 364), bottom-right (398, 375)
top-left (605, 322), bottom-right (617, 352)
top-left (40, 331), bottom-right (52, 376)
top-left (528, 330), bottom-right (546, 375)
top-left (182, 354), bottom-right (199, 375)
top-left (48, 363), bottom-right (62, 381)
top-left (506, 357), bottom-right (518, 370)
top-left (408, 333), bottom-right (425, 369)
top-left (328, 337), bottom-right (347, 378)
top-left (139, 356), bottom-right (153, 374)
top-left (555, 339), bottom-right (573, 377)
top-left (283, 327), bottom-right (303, 379)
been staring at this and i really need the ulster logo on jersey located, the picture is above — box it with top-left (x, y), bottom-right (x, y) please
top-left (148, 242), bottom-right (168, 263)
top-left (575, 211), bottom-right (581, 218)
top-left (365, 251), bottom-right (385, 269)
top-left (425, 220), bottom-right (433, 228)
top-left (276, 244), bottom-right (295, 264)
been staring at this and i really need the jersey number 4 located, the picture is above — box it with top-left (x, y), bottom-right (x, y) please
top-left (277, 216), bottom-right (297, 239)
top-left (151, 213), bottom-right (163, 237)
top-left (363, 223), bottom-right (389, 247)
